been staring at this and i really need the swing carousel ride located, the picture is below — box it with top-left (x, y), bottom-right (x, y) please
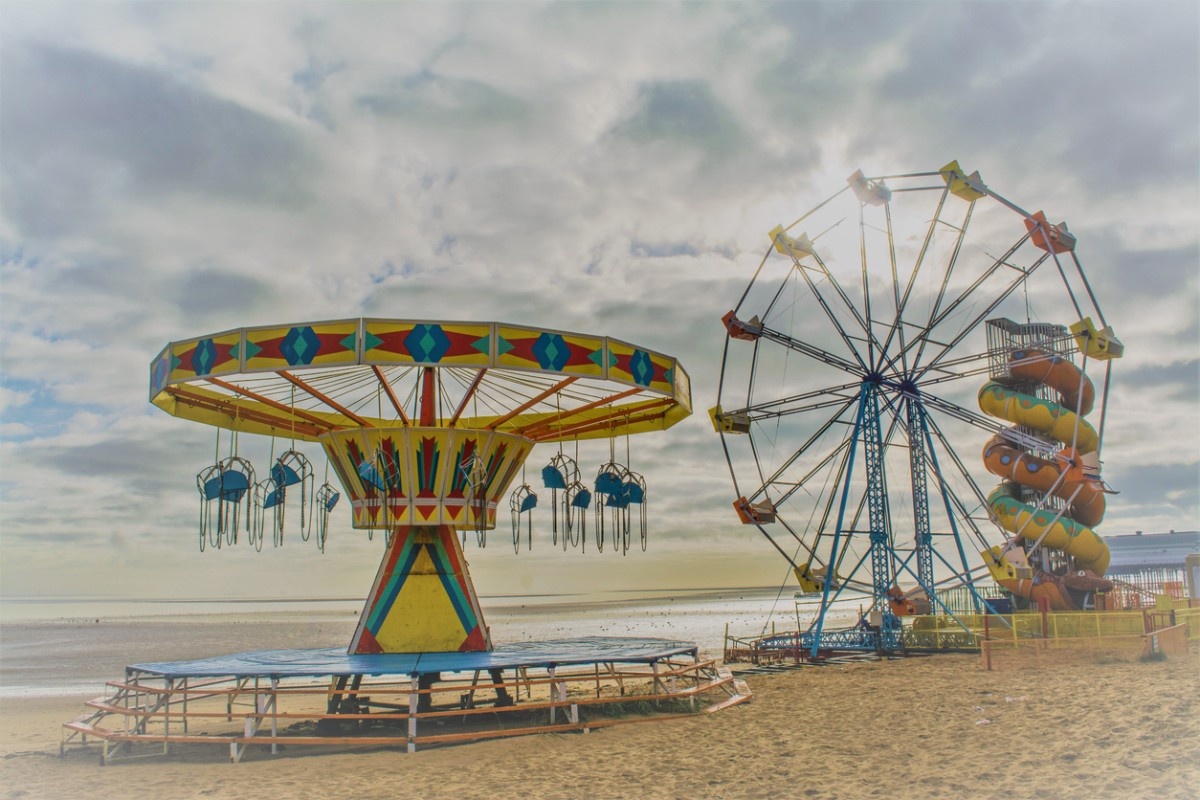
top-left (153, 319), bottom-right (691, 653)
top-left (714, 162), bottom-right (1123, 657)
top-left (63, 320), bottom-right (752, 762)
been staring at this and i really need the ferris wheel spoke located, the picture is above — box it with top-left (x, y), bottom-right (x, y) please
top-left (792, 267), bottom-right (868, 371)
top-left (833, 539), bottom-right (877, 595)
top-left (779, 257), bottom-right (870, 372)
top-left (832, 257), bottom-right (885, 363)
top-left (753, 249), bottom-right (803, 325)
top-left (761, 460), bottom-right (857, 574)
top-left (752, 322), bottom-right (864, 374)
top-left (808, 250), bottom-right (886, 365)
top-left (878, 186), bottom-right (956, 371)
top-left (931, 477), bottom-right (992, 555)
top-left (916, 415), bottom-right (994, 566)
top-left (910, 350), bottom-right (994, 389)
top-left (914, 392), bottom-right (1002, 436)
top-left (931, 546), bottom-right (987, 595)
top-left (761, 417), bottom-right (860, 579)
top-left (910, 237), bottom-right (1047, 376)
top-left (741, 387), bottom-right (861, 422)
top-left (858, 203), bottom-right (877, 366)
top-left (746, 400), bottom-right (857, 507)
top-left (770, 436), bottom-right (853, 509)
top-left (921, 412), bottom-right (993, 526)
top-left (878, 202), bottom-right (907, 374)
top-left (826, 548), bottom-right (872, 593)
top-left (775, 516), bottom-right (829, 567)
top-left (751, 522), bottom-right (812, 572)
top-left (769, 431), bottom-right (856, 588)
top-left (746, 394), bottom-right (861, 419)
top-left (925, 449), bottom-right (989, 545)
top-left (909, 234), bottom-right (1029, 370)
top-left (913, 254), bottom-right (1052, 382)
top-left (807, 440), bottom-right (854, 535)
top-left (916, 198), bottom-right (974, 323)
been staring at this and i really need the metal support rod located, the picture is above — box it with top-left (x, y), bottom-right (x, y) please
top-left (407, 675), bottom-right (419, 753)
top-left (906, 398), bottom-right (935, 594)
top-left (812, 387), bottom-right (865, 657)
top-left (861, 384), bottom-right (894, 620)
top-left (419, 367), bottom-right (437, 426)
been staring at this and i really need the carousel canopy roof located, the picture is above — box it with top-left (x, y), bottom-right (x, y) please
top-left (150, 318), bottom-right (691, 443)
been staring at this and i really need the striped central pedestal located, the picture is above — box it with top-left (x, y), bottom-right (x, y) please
top-left (349, 525), bottom-right (491, 654)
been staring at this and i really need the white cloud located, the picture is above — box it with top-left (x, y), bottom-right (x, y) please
top-left (1, 1), bottom-right (1196, 605)
top-left (0, 386), bottom-right (33, 414)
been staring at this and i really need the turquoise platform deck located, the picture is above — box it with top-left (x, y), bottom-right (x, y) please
top-left (127, 637), bottom-right (699, 679)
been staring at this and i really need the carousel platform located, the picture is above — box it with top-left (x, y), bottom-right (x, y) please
top-left (62, 637), bottom-right (752, 763)
top-left (126, 636), bottom-right (700, 679)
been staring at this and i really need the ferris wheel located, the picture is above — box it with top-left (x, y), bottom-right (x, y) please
top-left (713, 163), bottom-right (1122, 654)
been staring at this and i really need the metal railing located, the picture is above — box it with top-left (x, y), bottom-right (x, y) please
top-left (62, 656), bottom-right (752, 764)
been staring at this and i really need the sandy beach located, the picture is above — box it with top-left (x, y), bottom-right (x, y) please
top-left (2, 643), bottom-right (1196, 800)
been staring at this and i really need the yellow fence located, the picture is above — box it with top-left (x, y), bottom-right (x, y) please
top-left (904, 604), bottom-right (1198, 670)
top-left (979, 623), bottom-right (1191, 671)
top-left (1154, 602), bottom-right (1200, 641)
top-left (906, 604), bottom-right (1200, 657)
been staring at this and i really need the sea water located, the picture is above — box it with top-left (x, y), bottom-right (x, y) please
top-left (0, 588), bottom-right (861, 697)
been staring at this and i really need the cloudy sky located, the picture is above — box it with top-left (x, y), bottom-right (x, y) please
top-left (1, 1), bottom-right (1196, 605)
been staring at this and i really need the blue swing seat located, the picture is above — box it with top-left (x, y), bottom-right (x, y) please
top-left (357, 462), bottom-right (385, 491)
top-left (263, 488), bottom-right (283, 509)
top-left (271, 462), bottom-right (302, 487)
top-left (204, 470), bottom-right (250, 503)
top-left (570, 486), bottom-right (592, 509)
top-left (595, 470), bottom-right (623, 496)
top-left (604, 485), bottom-right (632, 509)
top-left (541, 464), bottom-right (568, 490)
